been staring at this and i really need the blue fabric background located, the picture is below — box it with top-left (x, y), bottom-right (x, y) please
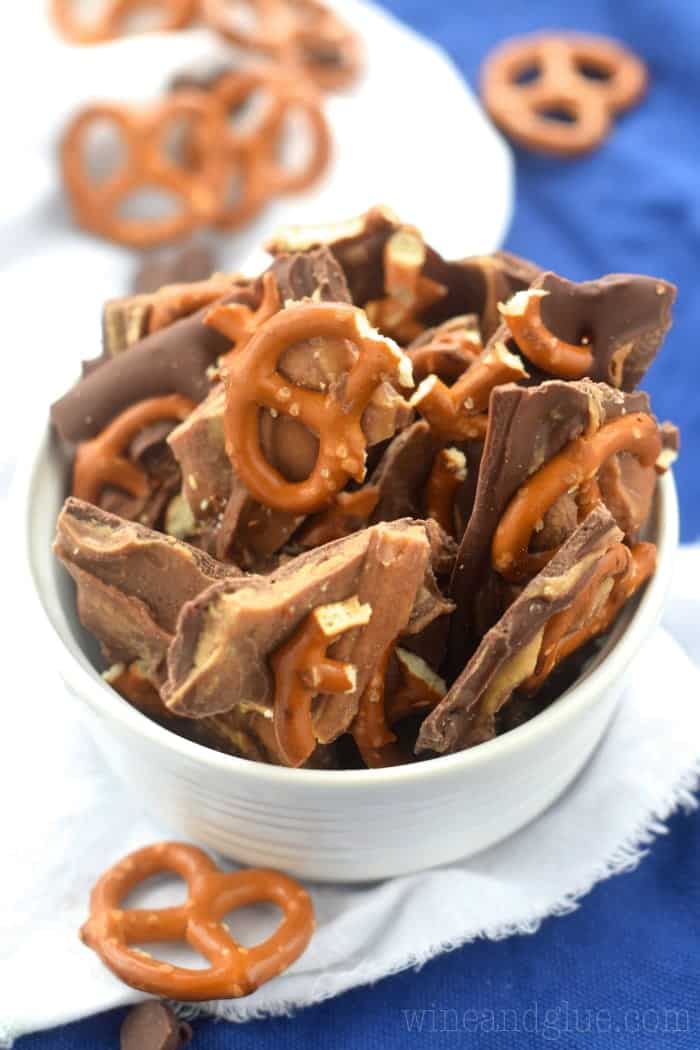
top-left (21, 1), bottom-right (699, 1045)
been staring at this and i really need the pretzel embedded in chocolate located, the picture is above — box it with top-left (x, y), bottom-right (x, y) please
top-left (271, 597), bottom-right (371, 767)
top-left (51, 0), bottom-right (198, 45)
top-left (61, 95), bottom-right (227, 247)
top-left (296, 487), bottom-right (380, 547)
top-left (411, 343), bottom-right (528, 441)
top-left (80, 842), bottom-right (314, 999)
top-left (365, 229), bottom-right (447, 344)
top-left (499, 289), bottom-right (594, 379)
top-left (407, 315), bottom-right (482, 384)
top-left (481, 33), bottom-right (647, 156)
top-left (205, 271), bottom-right (281, 364)
top-left (223, 302), bottom-right (413, 514)
top-left (492, 412), bottom-right (662, 581)
top-left (73, 395), bottom-right (195, 505)
top-left (200, 0), bottom-right (362, 91)
top-left (424, 448), bottom-right (466, 538)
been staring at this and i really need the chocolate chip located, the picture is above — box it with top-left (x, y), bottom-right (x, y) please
top-left (120, 1001), bottom-right (192, 1050)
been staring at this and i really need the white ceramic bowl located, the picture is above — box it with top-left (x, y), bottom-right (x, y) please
top-left (17, 425), bottom-right (678, 882)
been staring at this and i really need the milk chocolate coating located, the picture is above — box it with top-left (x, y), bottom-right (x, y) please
top-left (369, 420), bottom-right (438, 523)
top-left (271, 246), bottom-right (352, 303)
top-left (164, 520), bottom-right (453, 746)
top-left (490, 271), bottom-right (676, 390)
top-left (419, 506), bottom-right (624, 754)
top-left (132, 242), bottom-right (218, 294)
top-left (54, 499), bottom-right (239, 676)
top-left (449, 380), bottom-right (650, 659)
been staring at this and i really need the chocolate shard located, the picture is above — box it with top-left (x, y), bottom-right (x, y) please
top-left (491, 271), bottom-right (676, 390)
top-left (418, 506), bottom-right (624, 755)
top-left (53, 279), bottom-right (261, 443)
top-left (449, 380), bottom-right (651, 651)
top-left (54, 498), bottom-right (239, 676)
top-left (132, 242), bottom-right (218, 295)
top-left (163, 521), bottom-right (453, 747)
top-left (98, 419), bottom-right (182, 531)
top-left (369, 420), bottom-right (438, 523)
top-left (270, 246), bottom-right (352, 304)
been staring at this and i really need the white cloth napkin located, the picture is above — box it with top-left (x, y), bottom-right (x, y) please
top-left (2, 4), bottom-right (700, 1046)
top-left (1, 552), bottom-right (699, 1045)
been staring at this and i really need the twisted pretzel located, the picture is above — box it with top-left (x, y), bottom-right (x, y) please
top-left (481, 33), bottom-right (647, 156)
top-left (492, 413), bottom-right (662, 581)
top-left (224, 302), bottom-right (412, 514)
top-left (499, 289), bottom-right (594, 379)
top-left (80, 842), bottom-right (314, 999)
top-left (425, 448), bottom-right (466, 538)
top-left (365, 229), bottom-right (447, 344)
top-left (523, 541), bottom-right (655, 692)
top-left (73, 395), bottom-right (195, 505)
top-left (271, 597), bottom-right (371, 767)
top-left (407, 315), bottom-right (482, 384)
top-left (351, 646), bottom-right (445, 768)
top-left (296, 487), bottom-right (379, 547)
top-left (206, 271), bottom-right (281, 366)
top-left (61, 95), bottom-right (227, 247)
top-left (51, 0), bottom-right (198, 45)
top-left (200, 0), bottom-right (362, 91)
top-left (411, 343), bottom-right (527, 441)
top-left (147, 273), bottom-right (235, 335)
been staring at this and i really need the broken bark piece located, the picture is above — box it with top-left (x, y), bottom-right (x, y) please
top-left (163, 521), bottom-right (453, 752)
top-left (54, 498), bottom-right (239, 677)
top-left (270, 246), bottom-right (352, 304)
top-left (419, 506), bottom-right (626, 754)
top-left (369, 421), bottom-right (439, 523)
top-left (492, 271), bottom-right (676, 390)
top-left (449, 379), bottom-right (652, 655)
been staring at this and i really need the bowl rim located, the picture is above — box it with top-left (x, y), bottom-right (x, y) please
top-left (16, 421), bottom-right (679, 791)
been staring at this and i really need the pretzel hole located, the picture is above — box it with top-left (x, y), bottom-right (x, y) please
top-left (575, 59), bottom-right (613, 81)
top-left (272, 108), bottom-right (319, 179)
top-left (63, 0), bottom-right (111, 32)
top-left (512, 62), bottom-right (541, 85)
top-left (161, 115), bottom-right (206, 170)
top-left (215, 0), bottom-right (261, 35)
top-left (117, 187), bottom-right (183, 220)
top-left (117, 4), bottom-right (174, 33)
top-left (259, 409), bottom-right (319, 483)
top-left (536, 105), bottom-right (578, 124)
top-left (80, 118), bottom-right (128, 186)
top-left (222, 901), bottom-right (284, 946)
top-left (226, 89), bottom-right (273, 135)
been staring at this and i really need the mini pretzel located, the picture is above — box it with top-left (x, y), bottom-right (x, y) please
top-left (365, 229), bottom-right (447, 344)
top-left (296, 487), bottom-right (380, 548)
top-left (411, 343), bottom-right (528, 441)
top-left (499, 289), bottom-right (594, 379)
top-left (73, 394), bottom-right (195, 504)
top-left (51, 0), bottom-right (198, 45)
top-left (492, 413), bottom-right (662, 581)
top-left (408, 315), bottom-right (482, 384)
top-left (481, 33), bottom-right (647, 156)
top-left (61, 95), bottom-right (227, 248)
top-left (523, 541), bottom-right (655, 692)
top-left (425, 448), bottom-right (466, 538)
top-left (271, 597), bottom-right (371, 767)
top-left (80, 842), bottom-right (314, 999)
top-left (147, 273), bottom-right (235, 335)
top-left (200, 0), bottom-right (362, 91)
top-left (224, 302), bottom-right (412, 514)
top-left (205, 271), bottom-right (281, 366)
top-left (351, 646), bottom-right (445, 768)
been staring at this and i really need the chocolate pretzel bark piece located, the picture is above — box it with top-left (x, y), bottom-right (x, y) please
top-left (492, 271), bottom-right (676, 390)
top-left (449, 380), bottom-right (650, 648)
top-left (369, 420), bottom-right (439, 523)
top-left (164, 520), bottom-right (453, 745)
top-left (98, 418), bottom-right (182, 530)
top-left (270, 246), bottom-right (351, 304)
top-left (54, 498), bottom-right (239, 678)
top-left (418, 506), bottom-right (624, 754)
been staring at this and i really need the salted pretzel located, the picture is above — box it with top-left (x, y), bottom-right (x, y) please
top-left (411, 343), bottom-right (528, 441)
top-left (147, 272), bottom-right (235, 335)
top-left (425, 448), bottom-right (466, 538)
top-left (365, 229), bottom-right (447, 345)
top-left (223, 302), bottom-right (413, 514)
top-left (206, 271), bottom-right (281, 366)
top-left (407, 315), bottom-right (482, 384)
top-left (492, 413), bottom-right (662, 581)
top-left (271, 597), bottom-right (371, 767)
top-left (296, 487), bottom-right (380, 547)
top-left (61, 94), bottom-right (227, 247)
top-left (499, 289), bottom-right (594, 379)
top-left (523, 541), bottom-right (656, 692)
top-left (200, 0), bottom-right (362, 91)
top-left (80, 842), bottom-right (314, 999)
top-left (72, 394), bottom-right (195, 504)
top-left (351, 646), bottom-right (445, 768)
top-left (51, 0), bottom-right (198, 45)
top-left (481, 33), bottom-right (647, 156)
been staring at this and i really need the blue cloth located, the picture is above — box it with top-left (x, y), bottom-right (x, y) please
top-left (21, 1), bottom-right (699, 1045)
